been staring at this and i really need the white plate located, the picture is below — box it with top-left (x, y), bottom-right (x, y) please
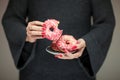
top-left (46, 46), bottom-right (77, 55)
top-left (46, 46), bottom-right (63, 55)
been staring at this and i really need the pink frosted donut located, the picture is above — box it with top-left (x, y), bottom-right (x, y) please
top-left (51, 42), bottom-right (60, 52)
top-left (42, 19), bottom-right (63, 41)
top-left (51, 35), bottom-right (78, 53)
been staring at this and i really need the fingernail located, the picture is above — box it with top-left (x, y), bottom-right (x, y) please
top-left (72, 46), bottom-right (77, 50)
top-left (55, 54), bottom-right (63, 58)
top-left (42, 27), bottom-right (46, 31)
top-left (41, 35), bottom-right (45, 38)
top-left (59, 54), bottom-right (63, 57)
top-left (54, 56), bottom-right (58, 58)
top-left (41, 32), bottom-right (45, 35)
top-left (42, 24), bottom-right (45, 27)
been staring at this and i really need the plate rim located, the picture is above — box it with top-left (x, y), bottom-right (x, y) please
top-left (46, 46), bottom-right (63, 55)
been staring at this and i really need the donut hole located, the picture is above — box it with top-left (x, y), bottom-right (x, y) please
top-left (66, 40), bottom-right (70, 45)
top-left (50, 27), bottom-right (54, 32)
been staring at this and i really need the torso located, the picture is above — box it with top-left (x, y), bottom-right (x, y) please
top-left (20, 0), bottom-right (95, 80)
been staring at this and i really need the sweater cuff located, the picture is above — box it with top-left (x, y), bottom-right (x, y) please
top-left (17, 42), bottom-right (36, 70)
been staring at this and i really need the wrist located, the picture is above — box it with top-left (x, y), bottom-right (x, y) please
top-left (26, 36), bottom-right (36, 43)
top-left (26, 36), bottom-right (29, 42)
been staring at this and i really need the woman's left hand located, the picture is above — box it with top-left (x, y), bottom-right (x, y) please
top-left (55, 38), bottom-right (86, 59)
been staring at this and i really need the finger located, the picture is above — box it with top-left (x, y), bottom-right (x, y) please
top-left (76, 42), bottom-right (82, 49)
top-left (28, 31), bottom-right (42, 36)
top-left (55, 53), bottom-right (64, 58)
top-left (29, 21), bottom-right (44, 26)
top-left (59, 47), bottom-right (85, 59)
top-left (77, 39), bottom-right (86, 49)
top-left (64, 52), bottom-right (74, 59)
top-left (72, 48), bottom-right (85, 58)
top-left (29, 25), bottom-right (43, 31)
top-left (32, 35), bottom-right (44, 39)
top-left (58, 55), bottom-right (74, 59)
top-left (55, 53), bottom-right (74, 60)
top-left (55, 54), bottom-right (71, 59)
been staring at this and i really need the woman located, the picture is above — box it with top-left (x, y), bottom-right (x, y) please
top-left (2, 0), bottom-right (115, 80)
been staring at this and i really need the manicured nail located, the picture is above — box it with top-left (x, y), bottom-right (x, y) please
top-left (41, 34), bottom-right (44, 37)
top-left (41, 32), bottom-right (45, 35)
top-left (72, 46), bottom-right (77, 50)
top-left (42, 24), bottom-right (46, 27)
top-left (55, 54), bottom-right (63, 58)
top-left (42, 27), bottom-right (46, 31)
top-left (58, 54), bottom-right (63, 57)
top-left (54, 56), bottom-right (58, 58)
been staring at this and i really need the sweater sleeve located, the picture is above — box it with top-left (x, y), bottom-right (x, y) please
top-left (81, 0), bottom-right (115, 77)
top-left (2, 0), bottom-right (36, 70)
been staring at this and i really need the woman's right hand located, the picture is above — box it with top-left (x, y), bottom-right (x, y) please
top-left (26, 21), bottom-right (44, 43)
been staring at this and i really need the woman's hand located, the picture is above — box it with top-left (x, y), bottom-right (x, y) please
top-left (26, 21), bottom-right (44, 43)
top-left (55, 38), bottom-right (86, 59)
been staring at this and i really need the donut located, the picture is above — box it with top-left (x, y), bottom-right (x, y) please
top-left (51, 42), bottom-right (60, 52)
top-left (51, 35), bottom-right (78, 53)
top-left (42, 19), bottom-right (78, 53)
top-left (42, 19), bottom-right (63, 41)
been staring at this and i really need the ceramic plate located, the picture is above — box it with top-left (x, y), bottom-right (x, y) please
top-left (46, 46), bottom-right (63, 55)
top-left (46, 46), bottom-right (77, 55)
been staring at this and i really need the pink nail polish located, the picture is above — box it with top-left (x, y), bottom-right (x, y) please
top-left (41, 32), bottom-right (45, 35)
top-left (42, 28), bottom-right (45, 31)
top-left (59, 54), bottom-right (63, 57)
top-left (72, 46), bottom-right (77, 50)
top-left (55, 54), bottom-right (63, 58)
top-left (41, 35), bottom-right (45, 38)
